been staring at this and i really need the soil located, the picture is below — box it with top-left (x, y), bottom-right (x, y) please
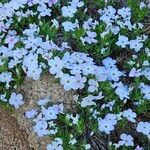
top-left (0, 108), bottom-right (32, 150)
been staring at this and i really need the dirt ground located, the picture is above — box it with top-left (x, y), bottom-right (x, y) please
top-left (0, 108), bottom-right (32, 150)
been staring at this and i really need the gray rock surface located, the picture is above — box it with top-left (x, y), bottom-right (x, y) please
top-left (12, 73), bottom-right (75, 150)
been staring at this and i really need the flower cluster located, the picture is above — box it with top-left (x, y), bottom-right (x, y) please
top-left (9, 92), bottom-right (24, 109)
top-left (116, 34), bottom-right (148, 52)
top-left (98, 113), bottom-right (118, 134)
top-left (25, 96), bottom-right (63, 137)
top-left (0, 0), bottom-right (149, 149)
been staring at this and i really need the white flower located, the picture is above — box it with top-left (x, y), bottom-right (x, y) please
top-left (53, 103), bottom-right (64, 114)
top-left (118, 134), bottom-right (134, 147)
top-left (98, 118), bottom-right (115, 134)
top-left (74, 74), bottom-right (87, 90)
top-left (85, 144), bottom-right (91, 149)
top-left (47, 138), bottom-right (63, 150)
top-left (81, 31), bottom-right (97, 44)
top-left (0, 93), bottom-right (7, 102)
top-left (129, 68), bottom-right (142, 77)
top-left (99, 6), bottom-right (116, 23)
top-left (48, 0), bottom-right (58, 7)
top-left (100, 47), bottom-right (108, 54)
top-left (60, 74), bottom-right (76, 91)
top-left (82, 64), bottom-right (95, 75)
top-left (70, 0), bottom-right (84, 8)
top-left (33, 120), bottom-right (50, 137)
top-left (108, 67), bottom-right (122, 82)
top-left (9, 92), bottom-right (24, 109)
top-left (48, 121), bottom-right (58, 134)
top-left (143, 68), bottom-right (150, 80)
top-left (122, 109), bottom-right (137, 122)
top-left (37, 4), bottom-right (52, 17)
top-left (145, 48), bottom-right (150, 57)
top-left (25, 109), bottom-right (37, 119)
top-left (61, 42), bottom-right (71, 50)
top-left (81, 92), bottom-right (103, 108)
top-left (23, 53), bottom-right (38, 69)
top-left (62, 20), bottom-right (78, 32)
top-left (70, 64), bottom-right (82, 74)
top-left (69, 138), bottom-right (77, 145)
top-left (5, 36), bottom-right (18, 48)
top-left (110, 25), bottom-right (120, 35)
top-left (105, 113), bottom-right (117, 125)
top-left (66, 114), bottom-right (79, 125)
top-left (83, 18), bottom-right (98, 30)
top-left (42, 106), bottom-right (58, 121)
top-left (101, 101), bottom-right (115, 111)
top-left (88, 79), bottom-right (99, 93)
top-left (92, 109), bottom-right (100, 119)
top-left (115, 112), bottom-right (122, 121)
top-left (37, 96), bottom-right (50, 106)
top-left (118, 7), bottom-right (131, 18)
top-left (142, 60), bottom-right (149, 66)
top-left (102, 57), bottom-right (116, 69)
top-left (81, 95), bottom-right (96, 107)
top-left (136, 122), bottom-right (150, 136)
top-left (100, 30), bottom-right (110, 38)
top-left (51, 19), bottom-right (59, 28)
top-left (26, 67), bottom-right (42, 80)
top-left (95, 67), bottom-right (108, 82)
top-left (0, 71), bottom-right (13, 84)
top-left (129, 39), bottom-right (143, 52)
top-left (116, 35), bottom-right (129, 48)
top-left (48, 57), bottom-right (64, 74)
top-left (135, 146), bottom-right (144, 150)
top-left (113, 82), bottom-right (130, 100)
top-left (140, 83), bottom-right (150, 100)
top-left (140, 2), bottom-right (146, 9)
top-left (62, 6), bottom-right (77, 18)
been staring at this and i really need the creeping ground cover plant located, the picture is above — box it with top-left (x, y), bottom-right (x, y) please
top-left (0, 0), bottom-right (150, 149)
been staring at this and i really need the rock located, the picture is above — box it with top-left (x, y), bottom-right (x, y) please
top-left (0, 108), bottom-right (32, 150)
top-left (17, 73), bottom-right (76, 110)
top-left (11, 73), bottom-right (76, 150)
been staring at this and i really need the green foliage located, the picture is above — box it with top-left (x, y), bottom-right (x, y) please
top-left (0, 58), bottom-right (8, 73)
top-left (40, 19), bottom-right (58, 40)
top-left (0, 100), bottom-right (14, 112)
top-left (127, 0), bottom-right (149, 22)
